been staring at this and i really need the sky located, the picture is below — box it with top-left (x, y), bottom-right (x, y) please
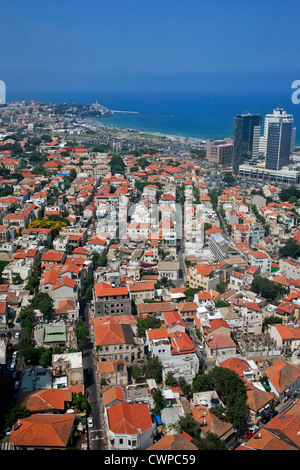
top-left (1, 0), bottom-right (300, 98)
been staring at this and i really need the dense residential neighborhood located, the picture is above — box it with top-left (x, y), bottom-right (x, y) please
top-left (0, 100), bottom-right (300, 452)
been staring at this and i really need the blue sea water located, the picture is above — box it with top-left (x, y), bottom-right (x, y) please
top-left (10, 89), bottom-right (300, 145)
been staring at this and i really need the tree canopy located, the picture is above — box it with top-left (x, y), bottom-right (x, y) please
top-left (279, 184), bottom-right (300, 202)
top-left (279, 238), bottom-right (300, 259)
top-left (192, 366), bottom-right (249, 430)
top-left (109, 155), bottom-right (125, 175)
top-left (251, 275), bottom-right (289, 302)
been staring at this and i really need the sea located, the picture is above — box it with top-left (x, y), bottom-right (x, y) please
top-left (10, 89), bottom-right (300, 145)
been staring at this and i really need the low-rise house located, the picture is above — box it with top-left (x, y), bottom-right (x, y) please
top-left (41, 251), bottom-right (66, 270)
top-left (192, 404), bottom-right (235, 443)
top-left (249, 250), bottom-right (271, 273)
top-left (176, 301), bottom-right (198, 322)
top-left (205, 333), bottom-right (237, 358)
top-left (162, 310), bottom-right (185, 334)
top-left (128, 281), bottom-right (155, 302)
top-left (169, 331), bottom-right (195, 355)
top-left (53, 299), bottom-right (80, 321)
top-left (264, 360), bottom-right (300, 401)
top-left (161, 353), bottom-right (199, 384)
top-left (2, 258), bottom-right (33, 284)
top-left (218, 306), bottom-right (243, 330)
top-left (219, 357), bottom-right (262, 383)
top-left (18, 388), bottom-right (73, 414)
top-left (2, 211), bottom-right (30, 230)
top-left (276, 300), bottom-right (299, 319)
top-left (186, 263), bottom-right (222, 291)
top-left (106, 402), bottom-right (156, 450)
top-left (268, 323), bottom-right (300, 354)
top-left (136, 301), bottom-right (173, 316)
top-left (102, 386), bottom-right (126, 409)
top-left (93, 281), bottom-right (131, 316)
top-left (204, 318), bottom-right (232, 338)
top-left (240, 302), bottom-right (263, 335)
top-left (51, 276), bottom-right (78, 301)
top-left (52, 352), bottom-right (84, 390)
top-left (97, 359), bottom-right (128, 387)
top-left (236, 424), bottom-right (299, 450)
top-left (146, 328), bottom-right (171, 359)
top-left (246, 384), bottom-right (275, 424)
top-left (10, 414), bottom-right (76, 450)
top-left (158, 260), bottom-right (179, 282)
top-left (92, 318), bottom-right (143, 363)
top-left (147, 433), bottom-right (198, 451)
top-left (279, 257), bottom-right (300, 279)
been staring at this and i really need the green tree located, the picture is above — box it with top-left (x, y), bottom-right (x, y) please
top-left (72, 392), bottom-right (87, 411)
top-left (141, 356), bottom-right (163, 383)
top-left (109, 155), bottom-right (125, 175)
top-left (75, 319), bottom-right (87, 351)
top-left (251, 276), bottom-right (288, 302)
top-left (279, 185), bottom-right (300, 202)
top-left (165, 371), bottom-right (177, 387)
top-left (263, 316), bottom-right (283, 331)
top-left (192, 366), bottom-right (249, 430)
top-left (137, 315), bottom-right (161, 338)
top-left (31, 292), bottom-right (54, 321)
top-left (84, 284), bottom-right (93, 303)
top-left (153, 389), bottom-right (164, 415)
top-left (279, 238), bottom-right (300, 258)
top-left (4, 405), bottom-right (31, 428)
top-left (25, 275), bottom-right (40, 294)
top-left (223, 172), bottom-right (235, 184)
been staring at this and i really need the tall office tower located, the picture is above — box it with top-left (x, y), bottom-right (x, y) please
top-left (0, 81), bottom-right (6, 104)
top-left (259, 108), bottom-right (296, 156)
top-left (233, 113), bottom-right (262, 174)
top-left (265, 108), bottom-right (294, 170)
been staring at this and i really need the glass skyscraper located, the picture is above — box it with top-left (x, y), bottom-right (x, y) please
top-left (233, 113), bottom-right (262, 174)
top-left (264, 108), bottom-right (294, 171)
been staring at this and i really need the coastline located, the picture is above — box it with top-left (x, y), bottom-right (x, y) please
top-left (87, 117), bottom-right (207, 145)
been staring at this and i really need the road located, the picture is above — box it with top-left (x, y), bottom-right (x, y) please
top-left (174, 239), bottom-right (187, 288)
top-left (82, 303), bottom-right (106, 450)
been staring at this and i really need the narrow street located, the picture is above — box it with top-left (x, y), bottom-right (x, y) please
top-left (82, 303), bottom-right (106, 450)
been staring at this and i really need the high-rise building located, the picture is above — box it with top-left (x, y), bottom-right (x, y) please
top-left (259, 108), bottom-right (295, 171)
top-left (206, 138), bottom-right (233, 166)
top-left (0, 80), bottom-right (6, 105)
top-left (233, 113), bottom-right (262, 174)
top-left (259, 108), bottom-right (296, 156)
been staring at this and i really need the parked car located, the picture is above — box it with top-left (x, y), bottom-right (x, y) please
top-left (15, 332), bottom-right (20, 339)
top-left (249, 425), bottom-right (259, 433)
top-left (87, 417), bottom-right (94, 428)
top-left (244, 432), bottom-right (255, 439)
top-left (6, 426), bottom-right (12, 436)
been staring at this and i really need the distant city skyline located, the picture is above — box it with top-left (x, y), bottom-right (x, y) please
top-left (1, 0), bottom-right (300, 97)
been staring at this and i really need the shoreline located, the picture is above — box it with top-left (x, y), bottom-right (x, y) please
top-left (87, 117), bottom-right (207, 145)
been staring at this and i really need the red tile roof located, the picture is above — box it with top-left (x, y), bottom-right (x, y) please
top-left (11, 414), bottom-right (75, 448)
top-left (107, 402), bottom-right (153, 435)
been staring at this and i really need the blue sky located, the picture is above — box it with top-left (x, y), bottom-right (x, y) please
top-left (1, 0), bottom-right (300, 97)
